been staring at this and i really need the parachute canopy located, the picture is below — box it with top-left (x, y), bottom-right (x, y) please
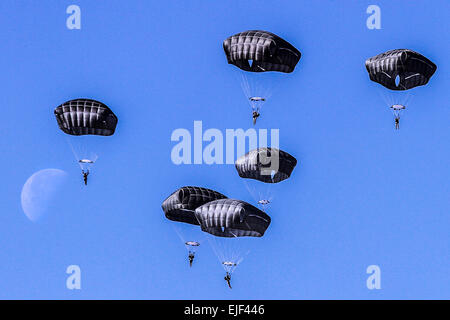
top-left (54, 99), bottom-right (118, 136)
top-left (223, 30), bottom-right (301, 73)
top-left (235, 147), bottom-right (297, 183)
top-left (365, 49), bottom-right (437, 90)
top-left (162, 186), bottom-right (227, 226)
top-left (195, 199), bottom-right (271, 238)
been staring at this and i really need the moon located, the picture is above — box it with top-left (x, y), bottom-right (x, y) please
top-left (21, 169), bottom-right (68, 222)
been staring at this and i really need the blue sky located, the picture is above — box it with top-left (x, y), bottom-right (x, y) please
top-left (0, 0), bottom-right (449, 299)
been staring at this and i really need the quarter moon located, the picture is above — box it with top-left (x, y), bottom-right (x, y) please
top-left (21, 169), bottom-right (68, 222)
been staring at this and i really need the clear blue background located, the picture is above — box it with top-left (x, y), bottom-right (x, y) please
top-left (0, 0), bottom-right (448, 299)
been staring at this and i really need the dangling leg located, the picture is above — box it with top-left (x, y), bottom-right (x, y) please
top-left (224, 272), bottom-right (232, 289)
top-left (188, 252), bottom-right (194, 267)
top-left (252, 107), bottom-right (260, 125)
top-left (82, 170), bottom-right (87, 185)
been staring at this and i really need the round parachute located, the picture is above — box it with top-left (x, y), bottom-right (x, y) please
top-left (235, 147), bottom-right (297, 183)
top-left (162, 186), bottom-right (228, 226)
top-left (223, 30), bottom-right (301, 124)
top-left (195, 199), bottom-right (271, 238)
top-left (365, 49), bottom-right (436, 91)
top-left (223, 30), bottom-right (301, 73)
top-left (54, 99), bottom-right (118, 136)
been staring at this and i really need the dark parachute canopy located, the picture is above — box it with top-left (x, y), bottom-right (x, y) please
top-left (223, 30), bottom-right (301, 73)
top-left (195, 199), bottom-right (271, 238)
top-left (162, 186), bottom-right (227, 225)
top-left (365, 49), bottom-right (437, 91)
top-left (235, 147), bottom-right (297, 183)
top-left (54, 99), bottom-right (118, 136)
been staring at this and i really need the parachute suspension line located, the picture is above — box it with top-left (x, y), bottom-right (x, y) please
top-left (392, 109), bottom-right (400, 118)
top-left (244, 180), bottom-right (259, 205)
top-left (172, 224), bottom-right (201, 255)
top-left (172, 224), bottom-right (187, 245)
top-left (67, 136), bottom-right (81, 164)
top-left (240, 73), bottom-right (259, 117)
top-left (378, 87), bottom-right (412, 126)
top-left (208, 236), bottom-right (228, 270)
top-left (239, 72), bottom-right (272, 114)
top-left (66, 136), bottom-right (98, 171)
top-left (207, 235), bottom-right (249, 275)
top-left (383, 90), bottom-right (412, 123)
top-left (241, 73), bottom-right (259, 112)
top-left (240, 73), bottom-right (252, 101)
top-left (223, 256), bottom-right (244, 274)
top-left (243, 179), bottom-right (273, 210)
top-left (400, 90), bottom-right (413, 107)
top-left (378, 90), bottom-right (394, 109)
